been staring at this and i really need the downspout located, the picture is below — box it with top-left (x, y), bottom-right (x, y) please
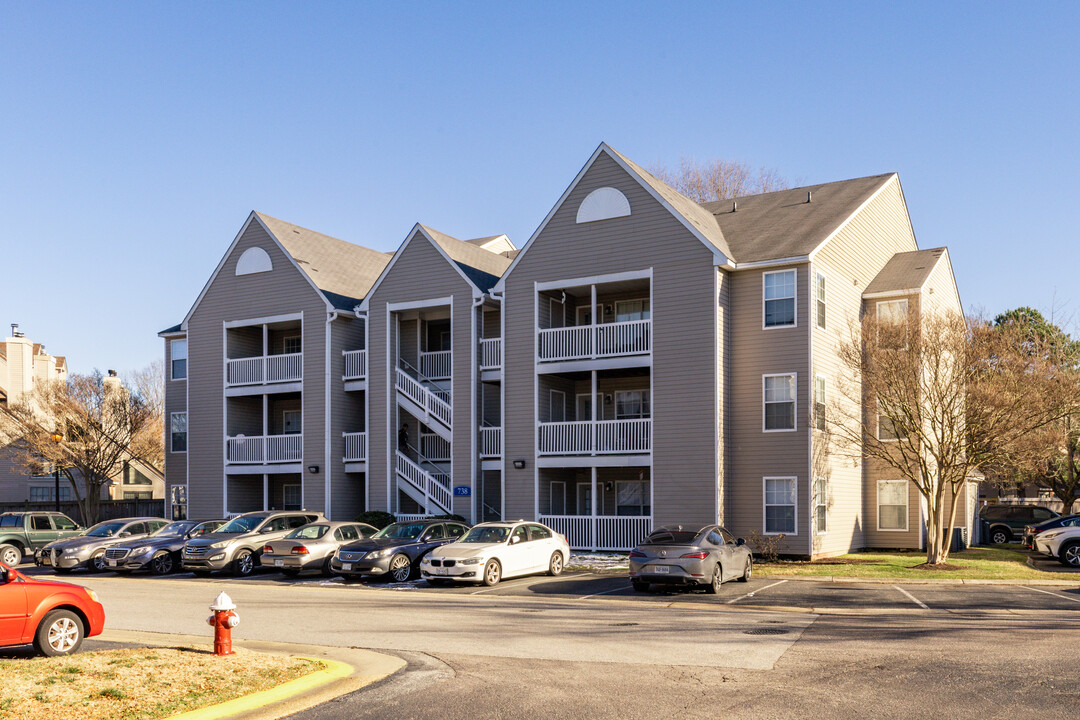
top-left (325, 310), bottom-right (339, 518)
top-left (472, 293), bottom-right (486, 522)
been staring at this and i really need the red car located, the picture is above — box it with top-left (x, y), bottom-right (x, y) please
top-left (0, 563), bottom-right (105, 656)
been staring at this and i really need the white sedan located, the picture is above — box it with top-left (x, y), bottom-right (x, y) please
top-left (420, 521), bottom-right (569, 586)
top-left (1034, 526), bottom-right (1080, 567)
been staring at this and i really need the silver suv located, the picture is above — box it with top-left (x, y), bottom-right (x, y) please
top-left (181, 511), bottom-right (323, 577)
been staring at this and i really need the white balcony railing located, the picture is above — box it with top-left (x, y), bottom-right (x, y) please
top-left (479, 338), bottom-right (502, 370)
top-left (419, 350), bottom-right (452, 379)
top-left (343, 349), bottom-right (367, 380)
top-left (420, 433), bottom-right (451, 462)
top-left (226, 434), bottom-right (303, 464)
top-left (343, 432), bottom-right (367, 462)
top-left (396, 368), bottom-right (452, 429)
top-left (396, 451), bottom-right (452, 515)
top-left (540, 515), bottom-right (652, 551)
top-left (537, 419), bottom-right (651, 455)
top-left (537, 320), bottom-right (650, 362)
top-left (479, 426), bottom-right (502, 458)
top-left (226, 353), bottom-right (303, 386)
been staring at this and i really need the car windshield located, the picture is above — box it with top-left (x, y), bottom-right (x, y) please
top-left (191, 521), bottom-right (224, 537)
top-left (86, 522), bottom-right (126, 538)
top-left (218, 516), bottom-right (263, 534)
top-left (151, 522), bottom-right (191, 537)
top-left (644, 530), bottom-right (700, 545)
top-left (373, 523), bottom-right (424, 540)
top-left (461, 526), bottom-right (510, 544)
top-left (287, 525), bottom-right (329, 540)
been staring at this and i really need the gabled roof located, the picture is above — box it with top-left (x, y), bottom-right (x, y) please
top-left (256, 212), bottom-right (392, 311)
top-left (702, 173), bottom-right (898, 264)
top-left (864, 247), bottom-right (947, 296)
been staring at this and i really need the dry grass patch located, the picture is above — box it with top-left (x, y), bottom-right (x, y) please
top-left (0, 647), bottom-right (320, 720)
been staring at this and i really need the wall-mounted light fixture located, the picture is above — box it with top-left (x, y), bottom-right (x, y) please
top-left (513, 459), bottom-right (526, 470)
top-left (307, 465), bottom-right (319, 474)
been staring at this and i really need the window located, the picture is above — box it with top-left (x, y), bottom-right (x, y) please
top-left (171, 413), bottom-right (187, 452)
top-left (814, 376), bottom-right (826, 432)
top-left (123, 492), bottom-right (152, 500)
top-left (170, 339), bottom-right (187, 380)
top-left (0, 515), bottom-right (18, 528)
top-left (282, 485), bottom-right (302, 511)
top-left (764, 477), bottom-right (797, 534)
top-left (763, 270), bottom-right (796, 328)
top-left (549, 390), bottom-right (566, 422)
top-left (28, 485), bottom-right (73, 502)
top-left (283, 410), bottom-right (302, 434)
top-left (53, 515), bottom-right (76, 530)
top-left (877, 403), bottom-right (904, 441)
top-left (815, 477), bottom-right (828, 533)
top-left (615, 299), bottom-right (650, 322)
top-left (123, 461), bottom-right (152, 485)
top-left (878, 480), bottom-right (908, 531)
top-left (816, 273), bottom-right (826, 329)
top-left (31, 515), bottom-right (52, 531)
top-left (550, 481), bottom-right (566, 515)
top-left (576, 394), bottom-right (592, 422)
top-left (283, 336), bottom-right (301, 354)
top-left (577, 485), bottom-right (592, 515)
top-left (549, 298), bottom-right (565, 328)
top-left (447, 523), bottom-right (466, 538)
top-left (512, 525), bottom-right (529, 544)
top-left (423, 525), bottom-right (445, 541)
top-left (616, 481), bottom-right (650, 516)
top-left (615, 390), bottom-right (650, 419)
top-left (528, 524), bottom-right (552, 541)
top-left (763, 374), bottom-right (797, 431)
top-left (876, 299), bottom-right (910, 324)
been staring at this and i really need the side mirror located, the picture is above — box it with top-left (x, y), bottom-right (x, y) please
top-left (119, 532), bottom-right (132, 538)
top-left (1, 567), bottom-right (10, 583)
top-left (260, 526), bottom-right (275, 534)
top-left (736, 538), bottom-right (745, 546)
top-left (509, 535), bottom-right (521, 545)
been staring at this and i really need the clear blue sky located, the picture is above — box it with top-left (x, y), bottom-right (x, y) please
top-left (2, 3), bottom-right (1077, 375)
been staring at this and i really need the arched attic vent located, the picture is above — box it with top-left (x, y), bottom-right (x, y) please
top-left (235, 247), bottom-right (273, 275)
top-left (576, 186), bottom-right (631, 224)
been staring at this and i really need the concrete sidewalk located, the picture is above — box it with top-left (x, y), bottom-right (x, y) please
top-left (94, 628), bottom-right (405, 720)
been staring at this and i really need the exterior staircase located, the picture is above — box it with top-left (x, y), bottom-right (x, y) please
top-left (395, 362), bottom-right (452, 442)
top-left (396, 449), bottom-right (452, 515)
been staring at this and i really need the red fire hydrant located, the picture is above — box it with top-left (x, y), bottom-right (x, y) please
top-left (206, 591), bottom-right (240, 656)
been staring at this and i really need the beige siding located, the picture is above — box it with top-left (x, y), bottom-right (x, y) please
top-left (366, 232), bottom-right (479, 519)
top-left (922, 252), bottom-right (963, 317)
top-left (187, 219), bottom-right (329, 519)
top-left (503, 151), bottom-right (719, 528)
top-left (810, 178), bottom-right (919, 555)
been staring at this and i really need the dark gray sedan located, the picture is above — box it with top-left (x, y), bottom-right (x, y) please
top-left (105, 519), bottom-right (227, 574)
top-left (331, 519), bottom-right (469, 582)
top-left (35, 517), bottom-right (172, 573)
top-left (628, 525), bottom-right (752, 594)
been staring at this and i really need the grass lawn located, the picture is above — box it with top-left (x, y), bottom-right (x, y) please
top-left (757, 545), bottom-right (1049, 580)
top-left (0, 647), bottom-right (321, 720)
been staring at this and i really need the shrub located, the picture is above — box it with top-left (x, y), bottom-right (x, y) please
top-left (355, 511), bottom-right (395, 529)
top-left (429, 513), bottom-right (467, 523)
top-left (747, 530), bottom-right (786, 563)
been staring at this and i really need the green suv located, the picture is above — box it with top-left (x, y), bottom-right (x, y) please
top-left (0, 512), bottom-right (83, 566)
top-left (980, 505), bottom-right (1059, 544)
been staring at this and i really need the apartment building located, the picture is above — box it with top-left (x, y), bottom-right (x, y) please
top-left (164, 143), bottom-right (969, 556)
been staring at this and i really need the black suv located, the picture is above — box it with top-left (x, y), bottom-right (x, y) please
top-left (980, 505), bottom-right (1059, 544)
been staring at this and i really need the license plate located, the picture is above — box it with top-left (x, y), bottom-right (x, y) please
top-left (652, 565), bottom-right (669, 574)
top-left (107, 560), bottom-right (117, 567)
top-left (436, 567), bottom-right (448, 575)
top-left (342, 563), bottom-right (352, 571)
top-left (274, 559), bottom-right (284, 567)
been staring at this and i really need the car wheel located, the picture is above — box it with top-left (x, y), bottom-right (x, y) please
top-left (482, 559), bottom-right (502, 586)
top-left (0, 543), bottom-right (22, 567)
top-left (281, 568), bottom-right (301, 578)
top-left (321, 556), bottom-right (335, 577)
top-left (232, 550), bottom-right (255, 577)
top-left (191, 570), bottom-right (212, 578)
top-left (632, 580), bottom-right (649, 592)
top-left (389, 554), bottom-right (413, 583)
top-left (87, 552), bottom-right (106, 573)
top-left (704, 564), bottom-right (722, 595)
top-left (34, 610), bottom-right (84, 657)
top-left (1059, 542), bottom-right (1080, 568)
top-left (738, 556), bottom-right (753, 582)
top-left (150, 551), bottom-right (175, 575)
top-left (991, 527), bottom-right (1011, 544)
top-left (547, 551), bottom-right (564, 576)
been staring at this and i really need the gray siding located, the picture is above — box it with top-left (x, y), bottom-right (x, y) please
top-left (503, 151), bottom-right (719, 528)
top-left (329, 315), bottom-right (367, 519)
top-left (163, 335), bottom-right (187, 515)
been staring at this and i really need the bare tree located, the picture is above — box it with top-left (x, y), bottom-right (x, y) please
top-left (0, 372), bottom-right (154, 524)
top-left (126, 360), bottom-right (165, 473)
top-left (831, 310), bottom-right (1078, 565)
top-left (650, 157), bottom-right (788, 202)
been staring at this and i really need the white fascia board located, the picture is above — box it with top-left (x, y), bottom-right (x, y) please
top-left (535, 268), bottom-right (652, 292)
top-left (862, 289), bottom-right (924, 300)
top-left (806, 174), bottom-right (901, 263)
top-left (385, 296), bottom-right (456, 312)
top-left (223, 312), bottom-right (304, 329)
top-left (731, 256), bottom-right (810, 271)
top-left (157, 330), bottom-right (187, 338)
top-left (493, 143), bottom-right (729, 293)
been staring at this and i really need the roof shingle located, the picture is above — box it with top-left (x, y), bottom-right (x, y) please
top-left (863, 248), bottom-right (947, 295)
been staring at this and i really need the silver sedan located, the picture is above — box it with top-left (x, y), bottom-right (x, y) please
top-left (628, 525), bottom-right (752, 594)
top-left (261, 521), bottom-right (378, 577)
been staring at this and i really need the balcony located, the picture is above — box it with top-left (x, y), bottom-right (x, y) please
top-left (537, 319), bottom-right (650, 363)
top-left (226, 353), bottom-right (302, 388)
top-left (479, 426), bottom-right (502, 458)
top-left (419, 350), bottom-right (451, 380)
top-left (537, 419), bottom-right (651, 456)
top-left (539, 515), bottom-right (652, 551)
top-left (343, 432), bottom-right (367, 463)
top-left (342, 350), bottom-right (367, 381)
top-left (479, 338), bottom-right (502, 371)
top-left (226, 434), bottom-right (302, 464)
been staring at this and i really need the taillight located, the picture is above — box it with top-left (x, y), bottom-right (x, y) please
top-left (629, 550), bottom-right (647, 558)
top-left (680, 551), bottom-right (709, 559)
top-left (263, 545), bottom-right (273, 553)
top-left (291, 545), bottom-right (309, 555)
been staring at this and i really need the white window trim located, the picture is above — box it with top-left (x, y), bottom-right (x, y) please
top-left (615, 480), bottom-right (649, 515)
top-left (576, 393), bottom-right (592, 421)
top-left (282, 410), bottom-right (302, 435)
top-left (170, 412), bottom-right (187, 454)
top-left (814, 374), bottom-right (827, 432)
top-left (876, 298), bottom-right (910, 324)
top-left (762, 269), bottom-right (798, 330)
top-left (876, 402), bottom-right (902, 441)
top-left (815, 271), bottom-right (826, 329)
top-left (762, 373), bottom-right (798, 433)
top-left (877, 479), bottom-right (909, 532)
top-left (170, 339), bottom-right (187, 381)
top-left (763, 476), bottom-right (798, 536)
top-left (815, 476), bottom-right (828, 534)
top-left (576, 484), bottom-right (591, 515)
top-left (613, 298), bottom-right (651, 323)
top-left (614, 389), bottom-right (651, 420)
top-left (282, 483), bottom-right (302, 511)
top-left (283, 334), bottom-right (301, 354)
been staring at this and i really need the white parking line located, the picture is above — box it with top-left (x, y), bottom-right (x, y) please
top-left (894, 585), bottom-right (929, 609)
top-left (580, 585), bottom-right (632, 600)
top-left (727, 579), bottom-right (787, 604)
top-left (1022, 586), bottom-right (1080, 604)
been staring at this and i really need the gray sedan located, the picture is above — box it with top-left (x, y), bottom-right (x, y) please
top-left (261, 521), bottom-right (378, 577)
top-left (36, 517), bottom-right (172, 573)
top-left (628, 525), bottom-right (752, 594)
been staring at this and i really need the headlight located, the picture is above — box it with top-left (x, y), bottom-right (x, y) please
top-left (85, 589), bottom-right (100, 603)
top-left (460, 558), bottom-right (482, 565)
top-left (210, 540), bottom-right (230, 549)
top-left (1041, 531), bottom-right (1062, 540)
top-left (370, 548), bottom-right (390, 558)
top-left (133, 546), bottom-right (154, 556)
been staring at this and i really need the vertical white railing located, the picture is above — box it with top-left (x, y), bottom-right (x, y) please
top-left (395, 368), bottom-right (452, 429)
top-left (343, 432), bottom-right (367, 462)
top-left (266, 434), bottom-right (302, 462)
top-left (538, 421), bottom-right (592, 454)
top-left (226, 357), bottom-right (264, 385)
top-left (266, 353), bottom-right (303, 383)
top-left (595, 419), bottom-right (651, 453)
top-left (479, 338), bottom-right (502, 370)
top-left (420, 433), bottom-right (451, 461)
top-left (342, 350), bottom-right (367, 380)
top-left (539, 515), bottom-right (594, 549)
top-left (226, 435), bottom-right (303, 463)
top-left (419, 350), bottom-right (452, 379)
top-left (538, 419), bottom-right (651, 455)
top-left (537, 326), bottom-right (592, 362)
top-left (396, 451), bottom-right (452, 514)
top-left (479, 426), bottom-right (502, 458)
top-left (596, 319), bottom-right (651, 357)
top-left (226, 436), bottom-right (264, 463)
top-left (537, 320), bottom-right (651, 362)
top-left (226, 354), bottom-right (303, 386)
top-left (539, 515), bottom-right (651, 551)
